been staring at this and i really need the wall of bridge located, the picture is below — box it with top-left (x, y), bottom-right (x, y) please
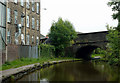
top-left (66, 31), bottom-right (109, 59)
top-left (75, 31), bottom-right (108, 43)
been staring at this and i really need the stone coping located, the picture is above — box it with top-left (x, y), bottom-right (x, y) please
top-left (0, 59), bottom-right (81, 82)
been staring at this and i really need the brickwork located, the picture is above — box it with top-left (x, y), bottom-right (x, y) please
top-left (7, 44), bottom-right (19, 62)
top-left (75, 31), bottom-right (108, 43)
top-left (72, 31), bottom-right (109, 59)
top-left (1, 50), bottom-right (6, 65)
top-left (1, 45), bottom-right (39, 64)
top-left (6, 1), bottom-right (40, 46)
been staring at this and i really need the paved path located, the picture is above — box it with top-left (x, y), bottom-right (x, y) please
top-left (0, 59), bottom-right (78, 82)
top-left (0, 63), bottom-right (40, 81)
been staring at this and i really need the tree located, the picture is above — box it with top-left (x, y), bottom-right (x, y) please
top-left (107, 1), bottom-right (120, 31)
top-left (49, 18), bottom-right (77, 57)
top-left (106, 1), bottom-right (120, 65)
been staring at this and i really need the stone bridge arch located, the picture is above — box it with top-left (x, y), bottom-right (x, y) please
top-left (65, 31), bottom-right (108, 60)
top-left (75, 45), bottom-right (99, 60)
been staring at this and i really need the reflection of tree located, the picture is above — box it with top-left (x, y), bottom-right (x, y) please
top-left (40, 61), bottom-right (107, 81)
top-left (17, 61), bottom-right (119, 82)
top-left (93, 62), bottom-right (119, 81)
top-left (40, 65), bottom-right (56, 80)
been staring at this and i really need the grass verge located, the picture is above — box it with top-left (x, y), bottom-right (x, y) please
top-left (91, 54), bottom-right (105, 58)
top-left (0, 57), bottom-right (80, 71)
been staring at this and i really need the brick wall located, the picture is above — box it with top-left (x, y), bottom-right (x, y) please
top-left (0, 50), bottom-right (6, 65)
top-left (7, 44), bottom-right (19, 62)
top-left (1, 44), bottom-right (39, 65)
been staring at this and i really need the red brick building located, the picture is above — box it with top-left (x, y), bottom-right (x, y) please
top-left (6, 0), bottom-right (40, 46)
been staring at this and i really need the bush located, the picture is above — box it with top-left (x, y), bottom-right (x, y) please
top-left (93, 48), bottom-right (106, 55)
top-left (92, 48), bottom-right (106, 58)
top-left (106, 25), bottom-right (120, 65)
top-left (38, 44), bottom-right (55, 58)
top-left (4, 61), bottom-right (11, 65)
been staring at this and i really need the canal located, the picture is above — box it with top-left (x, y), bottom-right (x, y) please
top-left (16, 61), bottom-right (119, 82)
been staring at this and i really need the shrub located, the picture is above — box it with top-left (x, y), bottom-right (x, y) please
top-left (38, 44), bottom-right (55, 58)
top-left (92, 48), bottom-right (106, 58)
top-left (106, 25), bottom-right (120, 65)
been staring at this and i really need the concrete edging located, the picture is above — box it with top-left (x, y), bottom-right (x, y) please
top-left (1, 59), bottom-right (81, 82)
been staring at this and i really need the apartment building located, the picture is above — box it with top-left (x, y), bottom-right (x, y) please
top-left (6, 0), bottom-right (40, 46)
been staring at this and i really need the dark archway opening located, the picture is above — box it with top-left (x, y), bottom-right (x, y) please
top-left (75, 45), bottom-right (99, 60)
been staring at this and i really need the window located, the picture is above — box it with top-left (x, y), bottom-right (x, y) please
top-left (0, 3), bottom-right (6, 27)
top-left (21, 18), bottom-right (24, 26)
top-left (36, 36), bottom-right (39, 45)
top-left (21, 0), bottom-right (24, 6)
top-left (32, 17), bottom-right (35, 29)
top-left (21, 34), bottom-right (25, 45)
top-left (37, 20), bottom-right (39, 30)
top-left (0, 4), bottom-right (1, 26)
top-left (15, 32), bottom-right (18, 44)
top-left (14, 10), bottom-right (18, 24)
top-left (26, 34), bottom-right (29, 45)
top-left (0, 28), bottom-right (6, 50)
top-left (36, 3), bottom-right (39, 14)
top-left (32, 36), bottom-right (34, 44)
top-left (14, 0), bottom-right (17, 4)
top-left (0, 3), bottom-right (6, 50)
top-left (18, 28), bottom-right (21, 34)
top-left (32, 0), bottom-right (35, 12)
top-left (7, 30), bottom-right (11, 44)
top-left (26, 0), bottom-right (30, 9)
top-left (1, 0), bottom-right (6, 3)
top-left (21, 13), bottom-right (24, 26)
top-left (0, 28), bottom-right (2, 50)
top-left (27, 15), bottom-right (29, 27)
top-left (7, 8), bottom-right (11, 23)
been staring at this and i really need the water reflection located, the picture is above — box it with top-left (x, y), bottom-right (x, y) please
top-left (17, 61), bottom-right (119, 82)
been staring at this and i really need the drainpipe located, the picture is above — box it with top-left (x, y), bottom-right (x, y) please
top-left (25, 2), bottom-right (26, 45)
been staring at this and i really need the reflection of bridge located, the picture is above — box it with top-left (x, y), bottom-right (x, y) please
top-left (72, 31), bottom-right (108, 60)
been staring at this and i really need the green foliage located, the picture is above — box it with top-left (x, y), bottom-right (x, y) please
top-left (106, 25), bottom-right (120, 65)
top-left (92, 48), bottom-right (106, 58)
top-left (4, 61), bottom-right (11, 65)
top-left (93, 48), bottom-right (106, 55)
top-left (107, 1), bottom-right (120, 65)
top-left (49, 18), bottom-right (77, 57)
top-left (38, 44), bottom-right (55, 58)
top-left (107, 1), bottom-right (120, 31)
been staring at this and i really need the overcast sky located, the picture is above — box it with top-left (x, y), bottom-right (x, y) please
top-left (41, 0), bottom-right (118, 36)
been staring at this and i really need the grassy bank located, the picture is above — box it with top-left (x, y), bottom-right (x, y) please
top-left (91, 54), bottom-right (105, 58)
top-left (0, 57), bottom-right (80, 71)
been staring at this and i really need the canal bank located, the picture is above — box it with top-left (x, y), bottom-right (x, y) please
top-left (16, 61), bottom-right (120, 82)
top-left (1, 59), bottom-right (81, 82)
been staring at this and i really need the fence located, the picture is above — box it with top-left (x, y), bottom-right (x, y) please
top-left (2, 44), bottom-right (39, 64)
top-left (18, 45), bottom-right (39, 58)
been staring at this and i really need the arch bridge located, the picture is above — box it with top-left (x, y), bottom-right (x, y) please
top-left (72, 31), bottom-right (108, 60)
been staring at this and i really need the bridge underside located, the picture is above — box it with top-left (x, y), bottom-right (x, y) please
top-left (75, 45), bottom-right (99, 60)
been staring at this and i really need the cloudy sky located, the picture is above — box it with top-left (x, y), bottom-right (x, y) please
top-left (41, 0), bottom-right (118, 36)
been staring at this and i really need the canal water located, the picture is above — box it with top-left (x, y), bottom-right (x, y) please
top-left (16, 61), bottom-right (119, 82)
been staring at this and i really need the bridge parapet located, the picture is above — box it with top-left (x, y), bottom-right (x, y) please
top-left (75, 31), bottom-right (108, 45)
